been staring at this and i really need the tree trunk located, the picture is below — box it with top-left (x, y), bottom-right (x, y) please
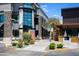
top-left (53, 30), bottom-right (58, 41)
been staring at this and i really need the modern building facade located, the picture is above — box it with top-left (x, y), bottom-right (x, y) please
top-left (57, 7), bottom-right (79, 43)
top-left (58, 7), bottom-right (79, 36)
top-left (0, 3), bottom-right (49, 45)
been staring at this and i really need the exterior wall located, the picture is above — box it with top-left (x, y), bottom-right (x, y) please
top-left (12, 3), bottom-right (23, 12)
top-left (0, 4), bottom-right (12, 11)
top-left (37, 8), bottom-right (48, 30)
top-left (12, 22), bottom-right (19, 30)
top-left (38, 16), bottom-right (42, 39)
top-left (61, 7), bottom-right (79, 44)
top-left (23, 9), bottom-right (32, 28)
top-left (3, 11), bottom-right (12, 45)
top-left (23, 3), bottom-right (32, 8)
top-left (63, 18), bottom-right (79, 24)
top-left (19, 9), bottom-right (23, 40)
top-left (62, 8), bottom-right (79, 24)
top-left (0, 3), bottom-right (49, 40)
top-left (35, 4), bottom-right (49, 39)
top-left (32, 10), bottom-right (35, 28)
top-left (37, 9), bottom-right (48, 21)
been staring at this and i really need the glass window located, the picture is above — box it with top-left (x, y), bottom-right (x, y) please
top-left (0, 14), bottom-right (4, 23)
top-left (13, 30), bottom-right (19, 37)
top-left (12, 15), bottom-right (18, 20)
top-left (23, 9), bottom-right (32, 27)
top-left (23, 3), bottom-right (32, 8)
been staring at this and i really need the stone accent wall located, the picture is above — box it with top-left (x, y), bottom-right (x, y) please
top-left (38, 16), bottom-right (42, 39)
top-left (4, 11), bottom-right (12, 40)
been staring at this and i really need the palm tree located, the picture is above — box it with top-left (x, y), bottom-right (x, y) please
top-left (48, 17), bottom-right (60, 41)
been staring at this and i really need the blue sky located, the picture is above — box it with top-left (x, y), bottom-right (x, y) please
top-left (40, 3), bottom-right (79, 18)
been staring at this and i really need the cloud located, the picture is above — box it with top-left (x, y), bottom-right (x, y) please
top-left (41, 5), bottom-right (48, 13)
top-left (52, 14), bottom-right (62, 18)
top-left (53, 14), bottom-right (59, 17)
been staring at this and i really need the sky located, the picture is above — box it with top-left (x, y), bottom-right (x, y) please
top-left (40, 3), bottom-right (79, 19)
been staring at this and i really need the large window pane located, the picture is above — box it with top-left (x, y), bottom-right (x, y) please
top-left (0, 15), bottom-right (4, 23)
top-left (23, 3), bottom-right (32, 8)
top-left (23, 9), bottom-right (32, 27)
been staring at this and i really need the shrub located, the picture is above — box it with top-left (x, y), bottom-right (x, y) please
top-left (17, 39), bottom-right (23, 48)
top-left (12, 37), bottom-right (18, 41)
top-left (30, 40), bottom-right (35, 44)
top-left (12, 40), bottom-right (16, 41)
top-left (57, 43), bottom-right (63, 48)
top-left (12, 42), bottom-right (18, 46)
top-left (23, 32), bottom-right (32, 41)
top-left (49, 43), bottom-right (55, 49)
top-left (24, 41), bottom-right (29, 45)
top-left (23, 32), bottom-right (34, 45)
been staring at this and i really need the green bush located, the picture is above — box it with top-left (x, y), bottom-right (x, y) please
top-left (23, 32), bottom-right (32, 41)
top-left (49, 43), bottom-right (55, 49)
top-left (23, 32), bottom-right (33, 45)
top-left (12, 38), bottom-right (18, 46)
top-left (30, 40), bottom-right (35, 44)
top-left (24, 41), bottom-right (29, 45)
top-left (17, 39), bottom-right (23, 48)
top-left (57, 43), bottom-right (63, 48)
top-left (12, 37), bottom-right (18, 41)
top-left (12, 42), bottom-right (18, 46)
top-left (12, 40), bottom-right (16, 41)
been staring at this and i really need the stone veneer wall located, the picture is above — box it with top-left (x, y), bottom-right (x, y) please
top-left (3, 11), bottom-right (12, 45)
top-left (38, 16), bottom-right (42, 39)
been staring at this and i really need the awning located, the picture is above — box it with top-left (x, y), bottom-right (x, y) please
top-left (57, 23), bottom-right (79, 29)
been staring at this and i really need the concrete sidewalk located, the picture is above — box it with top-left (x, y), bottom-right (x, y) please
top-left (17, 40), bottom-right (50, 52)
top-left (51, 40), bottom-right (79, 49)
top-left (16, 40), bottom-right (79, 52)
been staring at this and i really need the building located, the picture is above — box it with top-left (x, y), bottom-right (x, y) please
top-left (57, 7), bottom-right (79, 43)
top-left (0, 3), bottom-right (49, 45)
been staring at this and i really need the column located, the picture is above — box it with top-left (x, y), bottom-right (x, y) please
top-left (3, 11), bottom-right (12, 46)
top-left (38, 16), bottom-right (42, 39)
top-left (19, 9), bottom-right (23, 40)
top-left (32, 10), bottom-right (34, 29)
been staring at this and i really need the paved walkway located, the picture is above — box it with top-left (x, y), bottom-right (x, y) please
top-left (63, 42), bottom-right (79, 49)
top-left (16, 39), bottom-right (79, 52)
top-left (0, 40), bottom-right (79, 56)
top-left (1, 48), bottom-right (79, 56)
top-left (17, 40), bottom-right (50, 52)
top-left (45, 49), bottom-right (79, 56)
top-left (51, 40), bottom-right (79, 49)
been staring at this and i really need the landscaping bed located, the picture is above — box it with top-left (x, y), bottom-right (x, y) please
top-left (12, 39), bottom-right (35, 48)
top-left (12, 32), bottom-right (35, 48)
top-left (45, 42), bottom-right (69, 51)
top-left (45, 46), bottom-right (69, 52)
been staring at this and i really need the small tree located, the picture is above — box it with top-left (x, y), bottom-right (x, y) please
top-left (48, 17), bottom-right (60, 41)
